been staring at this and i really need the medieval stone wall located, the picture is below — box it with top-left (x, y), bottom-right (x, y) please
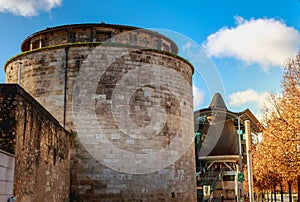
top-left (6, 47), bottom-right (70, 127)
top-left (0, 84), bottom-right (71, 202)
top-left (0, 85), bottom-right (17, 154)
top-left (5, 24), bottom-right (197, 201)
top-left (21, 24), bottom-right (178, 53)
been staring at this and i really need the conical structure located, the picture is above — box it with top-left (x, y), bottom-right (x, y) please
top-left (198, 93), bottom-right (239, 157)
top-left (209, 92), bottom-right (227, 110)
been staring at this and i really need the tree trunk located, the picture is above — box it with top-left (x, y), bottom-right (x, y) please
top-left (271, 191), bottom-right (273, 202)
top-left (280, 184), bottom-right (284, 202)
top-left (288, 182), bottom-right (292, 202)
top-left (298, 176), bottom-right (300, 202)
top-left (274, 184), bottom-right (277, 202)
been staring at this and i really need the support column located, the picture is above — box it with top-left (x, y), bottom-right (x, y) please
top-left (245, 120), bottom-right (254, 202)
top-left (238, 117), bottom-right (244, 202)
top-left (18, 62), bottom-right (22, 86)
top-left (39, 38), bottom-right (42, 48)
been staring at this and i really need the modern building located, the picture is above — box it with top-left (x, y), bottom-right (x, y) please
top-left (194, 93), bottom-right (262, 202)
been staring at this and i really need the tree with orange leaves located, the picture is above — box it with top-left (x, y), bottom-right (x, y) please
top-left (252, 53), bottom-right (300, 202)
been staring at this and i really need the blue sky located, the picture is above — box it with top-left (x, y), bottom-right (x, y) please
top-left (0, 0), bottom-right (300, 117)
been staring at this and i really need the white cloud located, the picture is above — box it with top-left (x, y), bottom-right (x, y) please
top-left (0, 0), bottom-right (62, 17)
top-left (203, 16), bottom-right (300, 70)
top-left (254, 113), bottom-right (265, 124)
top-left (193, 85), bottom-right (204, 110)
top-left (182, 41), bottom-right (193, 51)
top-left (228, 90), bottom-right (280, 125)
top-left (228, 89), bottom-right (268, 108)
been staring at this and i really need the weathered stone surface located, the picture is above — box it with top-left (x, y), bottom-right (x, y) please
top-left (20, 23), bottom-right (178, 54)
top-left (0, 84), bottom-right (71, 202)
top-left (0, 87), bottom-right (17, 154)
top-left (5, 24), bottom-right (197, 202)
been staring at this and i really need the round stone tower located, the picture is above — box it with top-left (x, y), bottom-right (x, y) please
top-left (5, 23), bottom-right (196, 201)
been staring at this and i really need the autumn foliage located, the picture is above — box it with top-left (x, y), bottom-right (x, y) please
top-left (252, 53), bottom-right (300, 198)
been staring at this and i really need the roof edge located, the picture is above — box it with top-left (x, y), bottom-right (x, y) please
top-left (20, 23), bottom-right (179, 53)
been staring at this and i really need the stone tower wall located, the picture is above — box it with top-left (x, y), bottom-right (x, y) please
top-left (5, 24), bottom-right (197, 201)
top-left (21, 24), bottom-right (178, 53)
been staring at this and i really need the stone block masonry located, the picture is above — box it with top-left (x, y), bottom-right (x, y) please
top-left (0, 85), bottom-right (17, 154)
top-left (4, 23), bottom-right (197, 201)
top-left (0, 84), bottom-right (71, 202)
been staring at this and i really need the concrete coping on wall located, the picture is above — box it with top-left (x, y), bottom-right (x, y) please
top-left (0, 149), bottom-right (14, 157)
